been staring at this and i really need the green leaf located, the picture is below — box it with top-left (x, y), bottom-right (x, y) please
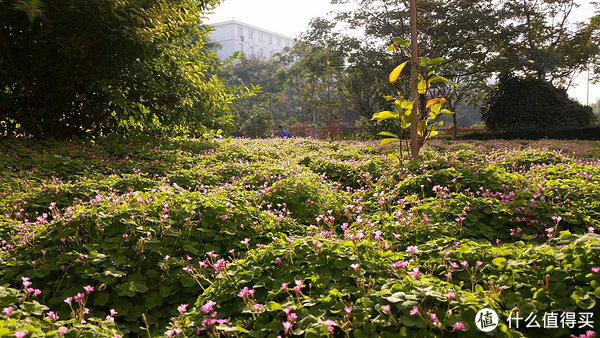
top-left (426, 57), bottom-right (445, 66)
top-left (145, 292), bottom-right (164, 309)
top-left (417, 75), bottom-right (427, 94)
top-left (426, 131), bottom-right (439, 139)
top-left (492, 257), bottom-right (507, 268)
top-left (417, 120), bottom-right (427, 136)
top-left (428, 75), bottom-right (449, 85)
top-left (392, 38), bottom-right (409, 48)
top-left (378, 131), bottom-right (398, 138)
top-left (380, 138), bottom-right (400, 146)
top-left (372, 111), bottom-right (399, 122)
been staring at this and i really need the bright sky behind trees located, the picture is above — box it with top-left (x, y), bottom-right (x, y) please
top-left (207, 0), bottom-right (598, 105)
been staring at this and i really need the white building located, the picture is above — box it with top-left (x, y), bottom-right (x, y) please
top-left (208, 20), bottom-right (294, 60)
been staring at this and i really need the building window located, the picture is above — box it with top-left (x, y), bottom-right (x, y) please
top-left (238, 28), bottom-right (243, 37)
top-left (259, 48), bottom-right (263, 57)
top-left (268, 36), bottom-right (272, 44)
top-left (239, 44), bottom-right (243, 52)
top-left (249, 31), bottom-right (253, 39)
top-left (249, 46), bottom-right (254, 55)
top-left (277, 39), bottom-right (281, 47)
top-left (258, 33), bottom-right (263, 42)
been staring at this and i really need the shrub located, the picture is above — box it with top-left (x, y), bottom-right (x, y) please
top-left (481, 76), bottom-right (597, 132)
top-left (239, 109), bottom-right (274, 139)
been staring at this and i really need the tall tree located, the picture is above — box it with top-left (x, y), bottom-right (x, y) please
top-left (304, 0), bottom-right (505, 135)
top-left (494, 0), bottom-right (599, 85)
top-left (0, 0), bottom-right (231, 139)
top-left (275, 41), bottom-right (347, 134)
top-left (303, 0), bottom-right (598, 136)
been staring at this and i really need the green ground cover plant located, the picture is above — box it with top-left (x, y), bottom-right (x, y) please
top-left (0, 136), bottom-right (599, 337)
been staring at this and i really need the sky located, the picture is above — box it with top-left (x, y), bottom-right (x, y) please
top-left (206, 0), bottom-right (599, 106)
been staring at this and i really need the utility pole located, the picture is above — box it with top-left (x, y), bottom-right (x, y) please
top-left (410, 0), bottom-right (419, 160)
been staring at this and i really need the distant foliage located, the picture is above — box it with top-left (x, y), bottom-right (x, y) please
top-left (482, 76), bottom-right (597, 131)
top-left (239, 109), bottom-right (274, 139)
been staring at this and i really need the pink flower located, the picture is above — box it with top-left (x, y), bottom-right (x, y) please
top-left (200, 300), bottom-right (216, 314)
top-left (430, 313), bottom-right (439, 322)
top-left (165, 329), bottom-right (174, 338)
top-left (275, 257), bottom-right (282, 264)
top-left (64, 297), bottom-right (73, 305)
top-left (382, 305), bottom-right (391, 315)
top-left (177, 304), bottom-right (188, 314)
top-left (59, 327), bottom-right (67, 336)
top-left (173, 328), bottom-right (182, 336)
top-left (83, 285), bottom-right (94, 293)
top-left (460, 261), bottom-right (468, 268)
top-left (122, 233), bottom-right (128, 239)
top-left (446, 290), bottom-right (455, 301)
top-left (238, 287), bottom-right (250, 298)
top-left (288, 312), bottom-right (298, 323)
top-left (110, 309), bottom-right (118, 316)
top-left (14, 331), bottom-right (27, 338)
top-left (476, 261), bottom-right (483, 268)
top-left (411, 267), bottom-right (420, 279)
top-left (450, 262), bottom-right (459, 269)
top-left (344, 306), bottom-right (353, 314)
top-left (282, 308), bottom-right (291, 315)
top-left (454, 322), bottom-right (465, 330)
top-left (46, 311), bottom-right (59, 321)
top-left (241, 238), bottom-right (250, 245)
top-left (221, 215), bottom-right (228, 220)
top-left (164, 255), bottom-right (170, 261)
top-left (253, 304), bottom-right (263, 311)
top-left (21, 277), bottom-right (32, 288)
top-left (410, 306), bottom-right (419, 316)
top-left (351, 263), bottom-right (360, 271)
top-left (280, 283), bottom-right (288, 290)
top-left (3, 306), bottom-right (14, 316)
top-left (405, 245), bottom-right (418, 253)
top-left (283, 321), bottom-right (293, 334)
top-left (592, 267), bottom-right (600, 274)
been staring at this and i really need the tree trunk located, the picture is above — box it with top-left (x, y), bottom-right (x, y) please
top-left (409, 0), bottom-right (419, 160)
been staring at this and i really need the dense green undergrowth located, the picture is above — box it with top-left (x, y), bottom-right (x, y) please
top-left (1, 136), bottom-right (599, 337)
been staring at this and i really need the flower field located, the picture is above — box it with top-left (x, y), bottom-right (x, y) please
top-left (0, 136), bottom-right (599, 338)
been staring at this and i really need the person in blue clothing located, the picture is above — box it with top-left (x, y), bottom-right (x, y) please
top-left (278, 125), bottom-right (291, 138)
